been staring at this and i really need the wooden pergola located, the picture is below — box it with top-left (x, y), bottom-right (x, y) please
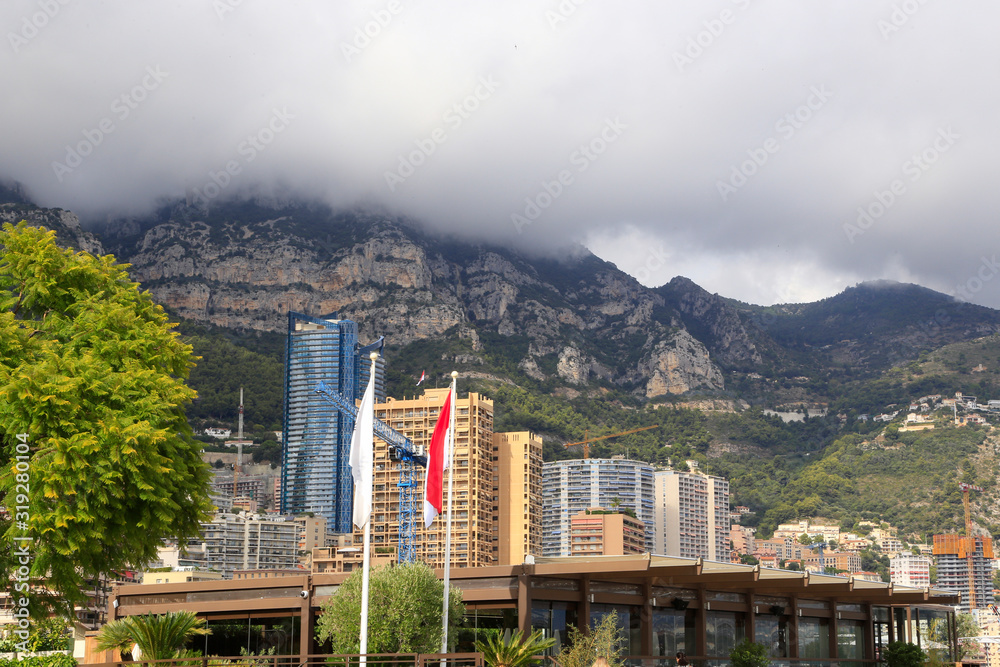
top-left (110, 554), bottom-right (960, 662)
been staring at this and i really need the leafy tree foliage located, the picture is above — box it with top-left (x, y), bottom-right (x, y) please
top-left (729, 639), bottom-right (771, 667)
top-left (315, 561), bottom-right (464, 653)
top-left (476, 629), bottom-right (555, 667)
top-left (555, 611), bottom-right (626, 667)
top-left (96, 611), bottom-right (209, 660)
top-left (0, 223), bottom-right (213, 607)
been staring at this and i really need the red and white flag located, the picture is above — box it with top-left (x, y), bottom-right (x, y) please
top-left (422, 388), bottom-right (453, 528)
top-left (416, 370), bottom-right (426, 386)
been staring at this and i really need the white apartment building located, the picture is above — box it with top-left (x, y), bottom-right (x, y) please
top-left (191, 513), bottom-right (299, 578)
top-left (890, 553), bottom-right (932, 588)
top-left (654, 470), bottom-right (730, 561)
top-left (541, 459), bottom-right (655, 557)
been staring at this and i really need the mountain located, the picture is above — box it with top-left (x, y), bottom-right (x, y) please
top-left (8, 192), bottom-right (1000, 542)
top-left (7, 194), bottom-right (1000, 407)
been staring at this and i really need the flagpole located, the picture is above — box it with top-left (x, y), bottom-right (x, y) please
top-left (441, 371), bottom-right (458, 654)
top-left (358, 351), bottom-right (379, 664)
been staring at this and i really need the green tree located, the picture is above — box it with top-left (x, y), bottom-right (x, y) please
top-left (476, 629), bottom-right (556, 667)
top-left (315, 561), bottom-right (464, 653)
top-left (882, 641), bottom-right (925, 667)
top-left (555, 611), bottom-right (625, 667)
top-left (0, 223), bottom-right (213, 608)
top-left (730, 639), bottom-right (770, 667)
top-left (96, 611), bottom-right (209, 660)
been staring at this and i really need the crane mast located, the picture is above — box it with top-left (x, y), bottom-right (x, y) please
top-left (960, 482), bottom-right (984, 610)
top-left (314, 380), bottom-right (426, 563)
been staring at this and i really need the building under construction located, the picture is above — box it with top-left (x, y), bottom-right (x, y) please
top-left (933, 534), bottom-right (994, 612)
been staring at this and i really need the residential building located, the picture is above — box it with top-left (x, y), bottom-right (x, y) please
top-left (653, 469), bottom-right (729, 561)
top-left (933, 534), bottom-right (995, 612)
top-left (294, 515), bottom-right (327, 554)
top-left (311, 545), bottom-right (397, 574)
top-left (542, 458), bottom-right (655, 557)
top-left (569, 508), bottom-right (646, 556)
top-left (346, 388), bottom-right (505, 568)
top-left (190, 513), bottom-right (300, 579)
top-left (890, 553), bottom-right (932, 588)
top-left (280, 312), bottom-right (385, 533)
top-left (141, 569), bottom-right (223, 585)
top-left (730, 525), bottom-right (756, 555)
top-left (803, 550), bottom-right (862, 574)
top-left (493, 431), bottom-right (544, 565)
top-left (755, 537), bottom-right (803, 562)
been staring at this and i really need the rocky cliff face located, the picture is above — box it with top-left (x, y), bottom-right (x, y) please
top-left (92, 202), bottom-right (728, 397)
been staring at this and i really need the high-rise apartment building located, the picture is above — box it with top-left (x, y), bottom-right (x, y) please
top-left (570, 508), bottom-right (646, 556)
top-left (281, 312), bottom-right (384, 533)
top-left (493, 431), bottom-right (544, 565)
top-left (347, 388), bottom-right (539, 568)
top-left (541, 458), bottom-right (655, 557)
top-left (933, 534), bottom-right (995, 612)
top-left (890, 553), bottom-right (932, 588)
top-left (654, 470), bottom-right (730, 561)
top-left (190, 513), bottom-right (299, 579)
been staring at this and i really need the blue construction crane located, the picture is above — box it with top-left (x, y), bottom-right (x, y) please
top-left (314, 380), bottom-right (426, 563)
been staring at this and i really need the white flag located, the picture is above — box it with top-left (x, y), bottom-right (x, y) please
top-left (349, 375), bottom-right (376, 528)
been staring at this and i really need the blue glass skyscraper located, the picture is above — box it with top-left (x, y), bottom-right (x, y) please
top-left (281, 312), bottom-right (384, 533)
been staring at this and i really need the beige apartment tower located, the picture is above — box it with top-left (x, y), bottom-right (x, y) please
top-left (348, 388), bottom-right (541, 568)
top-left (493, 431), bottom-right (544, 565)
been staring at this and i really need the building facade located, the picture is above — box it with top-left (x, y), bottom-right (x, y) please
top-left (542, 458), bottom-right (655, 557)
top-left (569, 508), bottom-right (646, 556)
top-left (493, 431), bottom-right (544, 565)
top-left (654, 470), bottom-right (730, 561)
top-left (190, 513), bottom-right (300, 579)
top-left (933, 534), bottom-right (995, 612)
top-left (890, 553), bottom-right (932, 588)
top-left (280, 312), bottom-right (384, 533)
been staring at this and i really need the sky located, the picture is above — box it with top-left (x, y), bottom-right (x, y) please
top-left (2, 1), bottom-right (999, 308)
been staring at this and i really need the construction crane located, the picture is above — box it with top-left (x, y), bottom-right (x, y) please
top-left (960, 482), bottom-right (984, 609)
top-left (314, 380), bottom-right (426, 563)
top-left (564, 425), bottom-right (660, 458)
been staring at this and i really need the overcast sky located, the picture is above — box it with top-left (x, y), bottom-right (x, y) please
top-left (2, 1), bottom-right (998, 307)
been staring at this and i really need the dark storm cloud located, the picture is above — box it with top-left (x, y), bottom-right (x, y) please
top-left (2, 0), bottom-right (998, 306)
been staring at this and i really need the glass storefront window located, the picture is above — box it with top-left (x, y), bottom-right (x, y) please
top-left (798, 617), bottom-right (830, 659)
top-left (706, 611), bottom-right (745, 658)
top-left (531, 600), bottom-right (578, 654)
top-left (838, 619), bottom-right (866, 661)
top-left (755, 614), bottom-right (788, 658)
top-left (652, 609), bottom-right (696, 657)
top-left (591, 604), bottom-right (641, 656)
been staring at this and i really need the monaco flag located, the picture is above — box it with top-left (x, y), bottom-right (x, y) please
top-left (348, 374), bottom-right (377, 529)
top-left (422, 388), bottom-right (454, 528)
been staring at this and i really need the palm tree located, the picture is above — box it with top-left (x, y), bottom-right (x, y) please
top-left (476, 629), bottom-right (556, 667)
top-left (97, 611), bottom-right (210, 660)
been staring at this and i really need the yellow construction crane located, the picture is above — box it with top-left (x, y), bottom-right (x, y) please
top-left (563, 425), bottom-right (660, 458)
top-left (960, 482), bottom-right (983, 609)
